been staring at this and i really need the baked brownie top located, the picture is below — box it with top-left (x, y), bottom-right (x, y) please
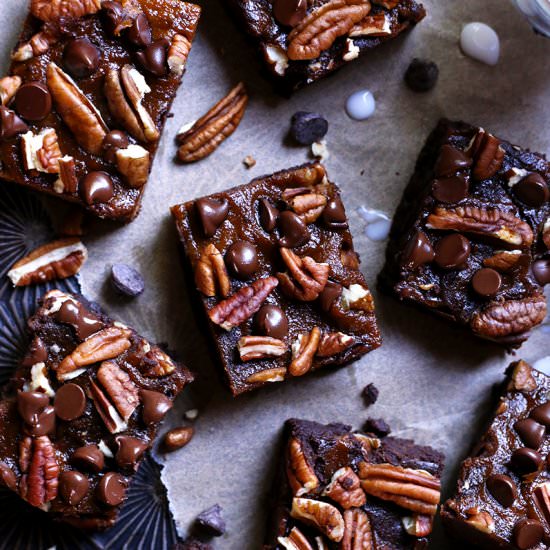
top-left (0, 290), bottom-right (193, 530)
top-left (380, 119), bottom-right (550, 346)
top-left (442, 361), bottom-right (550, 549)
top-left (0, 0), bottom-right (200, 222)
top-left (264, 418), bottom-right (444, 549)
top-left (171, 163), bottom-right (381, 396)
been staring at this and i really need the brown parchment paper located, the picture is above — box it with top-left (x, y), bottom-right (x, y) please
top-left (2, 0), bottom-right (550, 547)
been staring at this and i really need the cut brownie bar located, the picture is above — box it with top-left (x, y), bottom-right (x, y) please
top-left (264, 418), bottom-right (444, 549)
top-left (171, 163), bottom-right (381, 396)
top-left (222, 0), bottom-right (425, 91)
top-left (0, 290), bottom-right (193, 529)
top-left (442, 361), bottom-right (550, 549)
top-left (379, 119), bottom-right (550, 347)
top-left (0, 0), bottom-right (200, 222)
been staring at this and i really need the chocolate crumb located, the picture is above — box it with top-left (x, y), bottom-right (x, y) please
top-left (362, 383), bottom-right (379, 407)
top-left (243, 155), bottom-right (256, 168)
top-left (110, 264), bottom-right (145, 297)
top-left (363, 417), bottom-right (391, 437)
top-left (404, 58), bottom-right (439, 92)
top-left (196, 504), bottom-right (226, 537)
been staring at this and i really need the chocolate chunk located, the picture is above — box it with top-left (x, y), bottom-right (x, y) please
top-left (278, 210), bottom-right (309, 247)
top-left (0, 106), bottom-right (28, 140)
top-left (140, 389), bottom-right (173, 425)
top-left (196, 504), bottom-right (226, 537)
top-left (102, 130), bottom-right (129, 164)
top-left (255, 305), bottom-right (288, 339)
top-left (111, 263), bottom-right (145, 297)
top-left (404, 58), bottom-right (439, 92)
top-left (434, 145), bottom-right (472, 178)
top-left (63, 38), bottom-right (100, 78)
top-left (115, 436), bottom-right (148, 469)
top-left (402, 230), bottom-right (435, 269)
top-left (14, 82), bottom-right (52, 121)
top-left (434, 234), bottom-right (470, 269)
top-left (258, 198), bottom-right (279, 232)
top-left (363, 417), bottom-right (391, 437)
top-left (530, 402), bottom-right (550, 426)
top-left (289, 111), bottom-right (328, 145)
top-left (80, 171), bottom-right (115, 205)
top-left (361, 383), bottom-right (379, 407)
top-left (514, 418), bottom-right (545, 449)
top-left (127, 14), bottom-right (152, 47)
top-left (471, 268), bottom-right (501, 297)
top-left (54, 383), bottom-right (87, 421)
top-left (97, 472), bottom-right (126, 506)
top-left (196, 197), bottom-right (229, 237)
top-left (101, 1), bottom-right (126, 36)
top-left (26, 406), bottom-right (56, 436)
top-left (55, 299), bottom-right (103, 340)
top-left (21, 337), bottom-right (47, 367)
top-left (510, 447), bottom-right (542, 474)
top-left (486, 474), bottom-right (517, 508)
top-left (59, 471), bottom-right (89, 505)
top-left (319, 280), bottom-right (343, 312)
top-left (533, 258), bottom-right (550, 286)
top-left (322, 197), bottom-right (348, 230)
top-left (225, 241), bottom-right (259, 280)
top-left (0, 462), bottom-right (17, 491)
top-left (432, 174), bottom-right (469, 203)
top-left (136, 40), bottom-right (168, 77)
top-left (17, 391), bottom-right (48, 426)
top-left (72, 445), bottom-right (105, 473)
top-left (513, 518), bottom-right (544, 549)
top-left (514, 173), bottom-right (549, 207)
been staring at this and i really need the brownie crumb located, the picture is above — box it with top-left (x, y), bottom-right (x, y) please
top-left (404, 58), bottom-right (439, 92)
top-left (196, 504), bottom-right (226, 537)
top-left (361, 383), bottom-right (379, 407)
top-left (363, 417), bottom-right (391, 437)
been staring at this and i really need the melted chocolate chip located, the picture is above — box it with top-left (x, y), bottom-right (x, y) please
top-left (510, 447), bottom-right (542, 474)
top-left (0, 106), bottom-right (28, 140)
top-left (101, 1), bottom-right (126, 36)
top-left (402, 230), bottom-right (435, 269)
top-left (26, 406), bottom-right (55, 436)
top-left (0, 462), bottom-right (17, 491)
top-left (102, 130), bottom-right (129, 164)
top-left (80, 171), bottom-right (114, 205)
top-left (434, 234), bottom-right (470, 269)
top-left (404, 58), bottom-right (439, 92)
top-left (63, 38), bottom-right (100, 78)
top-left (322, 197), bottom-right (348, 230)
top-left (514, 173), bottom-right (549, 207)
top-left (17, 391), bottom-right (49, 426)
top-left (97, 472), bottom-right (126, 506)
top-left (471, 268), bottom-right (501, 297)
top-left (59, 471), bottom-right (89, 505)
top-left (14, 82), bottom-right (52, 121)
top-left (136, 40), bottom-right (168, 77)
top-left (255, 305), bottom-right (288, 339)
top-left (21, 337), bottom-right (48, 367)
top-left (533, 258), bottom-right (550, 285)
top-left (225, 241), bottom-right (259, 280)
top-left (273, 0), bottom-right (307, 26)
top-left (196, 197), bottom-right (229, 237)
top-left (127, 14), bottom-right (152, 47)
top-left (72, 445), bottom-right (105, 473)
top-left (55, 299), bottom-right (103, 340)
top-left (530, 402), bottom-right (550, 426)
top-left (434, 145), bottom-right (472, 178)
top-left (514, 418), bottom-right (545, 449)
top-left (54, 383), bottom-right (86, 421)
top-left (278, 211), bottom-right (309, 247)
top-left (140, 389), bottom-right (173, 425)
top-left (319, 280), bottom-right (343, 312)
top-left (115, 436), bottom-right (148, 469)
top-left (486, 474), bottom-right (517, 508)
top-left (258, 198), bottom-right (279, 232)
top-left (432, 174), bottom-right (469, 203)
top-left (513, 518), bottom-right (544, 549)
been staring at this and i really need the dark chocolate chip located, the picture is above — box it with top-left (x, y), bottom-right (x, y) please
top-left (510, 447), bottom-right (542, 475)
top-left (533, 258), bottom-right (550, 286)
top-left (322, 197), bottom-right (348, 230)
top-left (115, 436), bottom-right (148, 469)
top-left (0, 462), bottom-right (17, 491)
top-left (80, 171), bottom-right (114, 205)
top-left (140, 389), bottom-right (173, 425)
top-left (72, 445), bottom-right (105, 473)
top-left (136, 40), bottom-right (168, 77)
top-left (431, 174), bottom-right (470, 203)
top-left (401, 230), bottom-right (435, 269)
top-left (434, 145), bottom-right (472, 178)
top-left (486, 474), bottom-right (517, 508)
top-left (289, 111), bottom-right (328, 145)
top-left (530, 403), bottom-right (550, 426)
top-left (258, 198), bottom-right (279, 232)
top-left (363, 418), bottom-right (391, 437)
top-left (196, 504), bottom-right (226, 537)
top-left (21, 337), bottom-right (47, 367)
top-left (255, 304), bottom-right (288, 339)
top-left (0, 106), bottom-right (28, 140)
top-left (196, 197), bottom-right (229, 237)
top-left (102, 130), bottom-right (129, 164)
top-left (278, 210), bottom-right (309, 247)
top-left (404, 58), bottom-right (439, 92)
top-left (362, 383), bottom-right (379, 407)
top-left (63, 38), bottom-right (100, 78)
top-left (101, 1), bottom-right (126, 36)
top-left (471, 268), bottom-right (502, 297)
top-left (127, 14), bottom-right (152, 47)
top-left (14, 82), bottom-right (52, 121)
top-left (434, 234), bottom-right (470, 269)
top-left (319, 280), bottom-right (343, 312)
top-left (513, 518), bottom-right (544, 549)
top-left (54, 383), bottom-right (86, 421)
top-left (514, 173), bottom-right (549, 207)
top-left (97, 472), bottom-right (126, 506)
top-left (26, 406), bottom-right (56, 436)
top-left (17, 391), bottom-right (49, 426)
top-left (59, 470), bottom-right (89, 505)
top-left (514, 418), bottom-right (545, 449)
top-left (55, 299), bottom-right (103, 340)
top-left (225, 241), bottom-right (259, 280)
top-left (111, 264), bottom-right (145, 297)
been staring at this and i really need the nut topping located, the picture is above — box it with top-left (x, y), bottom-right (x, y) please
top-left (287, 437), bottom-right (319, 496)
top-left (12, 26), bottom-right (60, 62)
top-left (97, 361), bottom-right (139, 422)
top-left (341, 284), bottom-right (374, 312)
top-left (287, 192), bottom-right (328, 224)
top-left (316, 332), bottom-right (355, 357)
top-left (278, 527), bottom-right (314, 550)
top-left (290, 327), bottom-right (321, 377)
top-left (342, 508), bottom-right (374, 550)
top-left (142, 347), bottom-right (177, 377)
top-left (468, 129), bottom-right (505, 181)
top-left (465, 510), bottom-right (495, 534)
top-left (31, 0), bottom-right (101, 21)
top-left (0, 76), bottom-right (22, 105)
top-left (507, 360), bottom-right (537, 392)
top-left (237, 336), bottom-right (287, 361)
top-left (483, 250), bottom-right (523, 272)
top-left (21, 128), bottom-right (63, 173)
top-left (89, 378), bottom-right (128, 434)
top-left (168, 34), bottom-right (192, 76)
top-left (533, 482), bottom-right (550, 526)
top-left (350, 13), bottom-right (392, 36)
top-left (323, 467), bottom-right (366, 509)
top-left (291, 498), bottom-right (345, 542)
top-left (115, 145), bottom-right (150, 188)
top-left (246, 367), bottom-right (287, 384)
top-left (55, 156), bottom-right (79, 194)
top-left (402, 514), bottom-right (434, 537)
top-left (195, 243), bottom-right (231, 298)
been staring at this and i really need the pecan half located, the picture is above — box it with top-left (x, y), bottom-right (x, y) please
top-left (483, 250), bottom-right (523, 272)
top-left (287, 0), bottom-right (371, 61)
top-left (277, 248), bottom-right (329, 302)
top-left (177, 82), bottom-right (248, 163)
top-left (168, 34), bottom-right (192, 76)
top-left (97, 361), bottom-right (139, 421)
top-left (12, 25), bottom-right (60, 62)
top-left (402, 514), bottom-right (434, 537)
top-left (246, 367), bottom-right (287, 384)
top-left (89, 378), bottom-right (128, 433)
top-left (323, 467), bottom-right (366, 509)
top-left (426, 205), bottom-right (534, 248)
top-left (287, 437), bottom-right (320, 496)
top-left (316, 332), bottom-right (355, 357)
top-left (55, 156), bottom-right (79, 194)
top-left (237, 336), bottom-right (287, 361)
top-left (115, 145), bottom-right (150, 188)
top-left (277, 527), bottom-right (314, 550)
top-left (0, 75), bottom-right (21, 105)
top-left (471, 297), bottom-right (547, 340)
top-left (358, 463), bottom-right (441, 515)
top-left (8, 238), bottom-right (87, 287)
top-left (290, 327), bottom-right (321, 377)
top-left (142, 347), bottom-right (176, 377)
top-left (342, 508), bottom-right (374, 550)
top-left (350, 13), bottom-right (392, 36)
top-left (195, 243), bottom-right (231, 297)
top-left (464, 510), bottom-right (495, 534)
top-left (22, 128), bottom-right (62, 173)
top-left (287, 192), bottom-right (328, 224)
top-left (31, 0), bottom-right (101, 21)
top-left (291, 498), bottom-right (345, 542)
top-left (47, 63), bottom-right (108, 155)
top-left (468, 129), bottom-right (505, 180)
top-left (208, 276), bottom-right (278, 331)
top-left (508, 360), bottom-right (537, 392)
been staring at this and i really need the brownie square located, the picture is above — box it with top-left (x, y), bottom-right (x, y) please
top-left (0, 0), bottom-right (201, 222)
top-left (441, 361), bottom-right (550, 549)
top-left (379, 119), bottom-right (550, 347)
top-left (171, 162), bottom-right (381, 396)
top-left (222, 0), bottom-right (425, 91)
top-left (264, 418), bottom-right (444, 548)
top-left (0, 290), bottom-right (193, 529)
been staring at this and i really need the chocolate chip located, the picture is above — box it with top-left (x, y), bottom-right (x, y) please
top-left (72, 445), bottom-right (105, 473)
top-left (434, 234), bottom-right (470, 269)
top-left (17, 391), bottom-right (49, 426)
top-left (530, 402), bottom-right (550, 426)
top-left (514, 418), bottom-right (545, 449)
top-left (258, 198), bottom-right (279, 232)
top-left (101, 1), bottom-right (126, 36)
top-left (486, 474), bottom-right (517, 508)
top-left (471, 268), bottom-right (501, 297)
top-left (102, 130), bottom-right (129, 164)
top-left (362, 383), bottom-right (379, 407)
top-left (55, 299), bottom-right (103, 340)
top-left (54, 383), bottom-right (86, 421)
top-left (432, 174), bottom-right (470, 203)
top-left (0, 106), bottom-right (28, 140)
top-left (127, 14), bottom-right (152, 47)
top-left (322, 197), bottom-right (348, 230)
top-left (14, 82), bottom-right (52, 121)
top-left (404, 58), bottom-right (439, 92)
top-left (289, 111), bottom-right (328, 145)
top-left (278, 210), bottom-right (309, 247)
top-left (255, 304), bottom-right (288, 339)
top-left (401, 230), bottom-right (435, 269)
top-left (514, 173), bottom-right (549, 207)
top-left (21, 337), bottom-right (48, 367)
top-left (97, 472), bottom-right (126, 506)
top-left (59, 470), bottom-right (89, 505)
top-left (196, 504), bottom-right (226, 537)
top-left (63, 38), bottom-right (100, 78)
top-left (80, 171), bottom-right (114, 205)
top-left (140, 389), bottom-right (173, 425)
top-left (26, 406), bottom-right (56, 436)
top-left (513, 518), bottom-right (544, 549)
top-left (532, 258), bottom-right (550, 286)
top-left (319, 280), bottom-right (343, 312)
top-left (225, 241), bottom-right (259, 280)
top-left (363, 418), bottom-right (391, 437)
top-left (0, 462), bottom-right (17, 491)
top-left (115, 436), bottom-right (148, 469)
top-left (196, 197), bottom-right (229, 237)
top-left (111, 263), bottom-right (145, 297)
top-left (510, 447), bottom-right (542, 474)
top-left (136, 40), bottom-right (168, 77)
top-left (434, 145), bottom-right (472, 178)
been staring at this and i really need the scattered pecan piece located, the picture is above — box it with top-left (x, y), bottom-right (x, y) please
top-left (464, 509), bottom-right (495, 534)
top-left (277, 248), bottom-right (329, 302)
top-left (246, 367), bottom-right (287, 384)
top-left (426, 205), bottom-right (534, 248)
top-left (55, 156), bottom-right (78, 194)
top-left (142, 347), bottom-right (176, 377)
top-left (507, 360), bottom-right (537, 392)
top-left (177, 82), bottom-right (248, 163)
top-left (287, 192), bottom-right (328, 224)
top-left (402, 514), bottom-right (434, 537)
top-left (31, 0), bottom-right (101, 21)
top-left (316, 332), bottom-right (355, 357)
top-left (350, 13), bottom-right (392, 36)
top-left (162, 426), bottom-right (194, 452)
top-left (323, 467), bottom-right (366, 509)
top-left (12, 25), bottom-right (60, 61)
top-left (168, 34), bottom-right (192, 76)
top-left (291, 498), bottom-right (345, 542)
top-left (97, 361), bottom-right (139, 421)
top-left (483, 250), bottom-right (523, 272)
top-left (115, 145), bottom-right (150, 188)
top-left (468, 129), bottom-right (505, 180)
top-left (287, 437), bottom-right (319, 496)
top-left (278, 527), bottom-right (314, 550)
top-left (0, 75), bottom-right (21, 105)
top-left (237, 336), bottom-right (287, 361)
top-left (358, 463), bottom-right (441, 515)
top-left (8, 238), bottom-right (87, 287)
top-left (289, 327), bottom-right (321, 377)
top-left (22, 128), bottom-right (62, 173)
top-left (195, 243), bottom-right (231, 297)
top-left (342, 508), bottom-right (374, 550)
top-left (208, 276), bottom-right (278, 331)
top-left (287, 0), bottom-right (371, 61)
